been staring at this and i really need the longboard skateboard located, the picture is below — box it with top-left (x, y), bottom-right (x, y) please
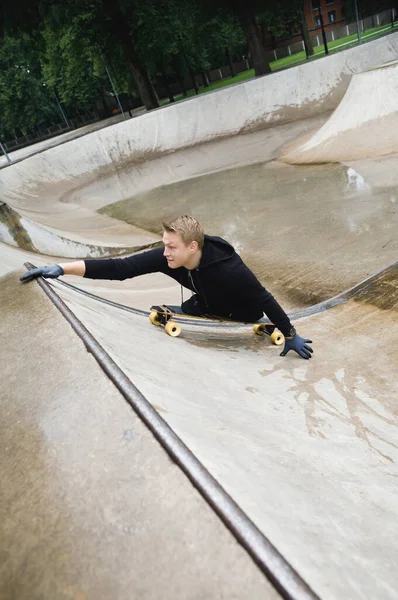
top-left (149, 305), bottom-right (285, 345)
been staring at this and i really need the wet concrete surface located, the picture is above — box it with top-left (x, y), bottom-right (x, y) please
top-left (0, 273), bottom-right (281, 600)
top-left (51, 263), bottom-right (398, 600)
top-left (59, 117), bottom-right (327, 212)
top-left (100, 157), bottom-right (398, 308)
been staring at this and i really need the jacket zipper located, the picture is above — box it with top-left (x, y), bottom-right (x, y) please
top-left (188, 270), bottom-right (209, 307)
top-left (188, 271), bottom-right (199, 294)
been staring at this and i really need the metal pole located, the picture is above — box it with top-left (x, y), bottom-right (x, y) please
top-left (53, 91), bottom-right (71, 128)
top-left (354, 0), bottom-right (362, 43)
top-left (104, 61), bottom-right (126, 120)
top-left (0, 141), bottom-right (11, 164)
top-left (318, 7), bottom-right (329, 55)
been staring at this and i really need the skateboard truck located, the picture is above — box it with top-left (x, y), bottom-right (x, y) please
top-left (149, 305), bottom-right (182, 337)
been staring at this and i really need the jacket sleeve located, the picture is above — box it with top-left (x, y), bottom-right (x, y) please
top-left (258, 289), bottom-right (293, 337)
top-left (83, 247), bottom-right (167, 280)
top-left (232, 261), bottom-right (293, 336)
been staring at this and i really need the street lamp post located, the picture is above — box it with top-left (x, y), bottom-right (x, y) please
top-left (53, 90), bottom-right (71, 129)
top-left (43, 83), bottom-right (71, 129)
top-left (103, 59), bottom-right (126, 120)
top-left (317, 2), bottom-right (329, 55)
top-left (354, 0), bottom-right (362, 43)
top-left (0, 141), bottom-right (12, 164)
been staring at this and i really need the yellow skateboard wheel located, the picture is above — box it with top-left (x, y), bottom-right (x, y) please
top-left (165, 321), bottom-right (181, 337)
top-left (270, 330), bottom-right (284, 346)
top-left (149, 310), bottom-right (161, 326)
top-left (253, 324), bottom-right (265, 336)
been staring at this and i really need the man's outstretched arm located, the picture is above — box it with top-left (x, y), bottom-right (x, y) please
top-left (20, 248), bottom-right (167, 283)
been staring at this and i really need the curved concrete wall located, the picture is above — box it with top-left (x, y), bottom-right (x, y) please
top-left (0, 202), bottom-right (155, 258)
top-left (281, 59), bottom-right (398, 163)
top-left (1, 32), bottom-right (398, 204)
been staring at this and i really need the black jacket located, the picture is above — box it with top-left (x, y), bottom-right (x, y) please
top-left (84, 235), bottom-right (293, 335)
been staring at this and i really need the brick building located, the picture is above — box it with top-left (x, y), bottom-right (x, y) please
top-left (305, 0), bottom-right (346, 33)
top-left (261, 0), bottom-right (394, 52)
top-left (261, 0), bottom-right (347, 52)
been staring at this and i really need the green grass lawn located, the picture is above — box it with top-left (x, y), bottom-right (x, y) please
top-left (271, 21), bottom-right (398, 69)
top-left (161, 21), bottom-right (398, 105)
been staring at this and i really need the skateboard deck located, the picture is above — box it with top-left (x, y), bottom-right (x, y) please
top-left (149, 305), bottom-right (285, 345)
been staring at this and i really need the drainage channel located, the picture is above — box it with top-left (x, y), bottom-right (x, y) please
top-left (24, 262), bottom-right (321, 600)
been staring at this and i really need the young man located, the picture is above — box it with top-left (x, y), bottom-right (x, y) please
top-left (20, 215), bottom-right (313, 359)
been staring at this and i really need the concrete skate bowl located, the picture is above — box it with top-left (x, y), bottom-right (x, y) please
top-left (281, 59), bottom-right (398, 164)
top-left (1, 32), bottom-right (398, 600)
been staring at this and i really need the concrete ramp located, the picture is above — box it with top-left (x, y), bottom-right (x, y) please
top-left (0, 271), bottom-right (281, 600)
top-left (281, 60), bottom-right (398, 164)
top-left (45, 262), bottom-right (398, 600)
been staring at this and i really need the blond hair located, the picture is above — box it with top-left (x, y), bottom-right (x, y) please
top-left (162, 215), bottom-right (204, 250)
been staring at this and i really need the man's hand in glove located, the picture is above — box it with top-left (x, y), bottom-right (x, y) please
top-left (280, 331), bottom-right (313, 360)
top-left (20, 265), bottom-right (64, 283)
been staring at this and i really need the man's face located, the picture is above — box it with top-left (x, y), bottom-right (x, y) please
top-left (163, 231), bottom-right (197, 269)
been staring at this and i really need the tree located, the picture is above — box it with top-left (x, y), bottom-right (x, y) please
top-left (1, 0), bottom-right (160, 111)
top-left (227, 0), bottom-right (271, 75)
top-left (124, 0), bottom-right (244, 99)
top-left (100, 0), bottom-right (159, 109)
top-left (203, 11), bottom-right (246, 78)
top-left (128, 0), bottom-right (202, 97)
top-left (2, 0), bottom-right (318, 135)
top-left (0, 34), bottom-right (58, 137)
top-left (256, 1), bottom-right (314, 60)
top-left (40, 15), bottom-right (105, 113)
top-left (299, 7), bottom-right (314, 58)
top-left (196, 0), bottom-right (272, 76)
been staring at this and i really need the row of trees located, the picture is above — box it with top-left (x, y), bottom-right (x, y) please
top-left (0, 0), bottom-right (395, 140)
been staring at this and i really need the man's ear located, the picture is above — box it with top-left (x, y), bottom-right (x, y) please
top-left (190, 240), bottom-right (199, 253)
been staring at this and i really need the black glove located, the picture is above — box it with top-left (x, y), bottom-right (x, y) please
top-left (280, 333), bottom-right (313, 360)
top-left (20, 265), bottom-right (64, 283)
